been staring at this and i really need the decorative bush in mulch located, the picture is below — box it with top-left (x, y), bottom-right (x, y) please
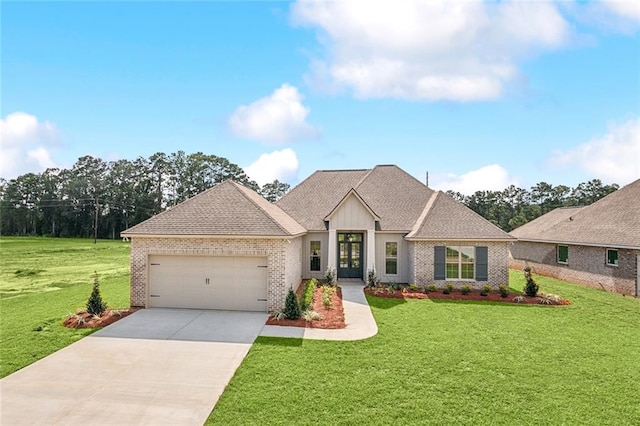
top-left (364, 287), bottom-right (570, 305)
top-left (63, 308), bottom-right (139, 328)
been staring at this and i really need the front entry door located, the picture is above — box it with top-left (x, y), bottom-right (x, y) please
top-left (337, 233), bottom-right (363, 279)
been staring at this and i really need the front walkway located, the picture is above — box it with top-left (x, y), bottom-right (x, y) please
top-left (260, 280), bottom-right (378, 341)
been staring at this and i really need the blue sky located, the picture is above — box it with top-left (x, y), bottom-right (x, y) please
top-left (2, 1), bottom-right (639, 193)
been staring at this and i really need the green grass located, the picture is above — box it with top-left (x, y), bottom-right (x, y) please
top-left (0, 237), bottom-right (130, 377)
top-left (208, 270), bottom-right (640, 425)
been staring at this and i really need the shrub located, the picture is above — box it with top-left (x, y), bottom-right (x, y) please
top-left (443, 283), bottom-right (454, 294)
top-left (480, 284), bottom-right (492, 296)
top-left (409, 284), bottom-right (419, 291)
top-left (513, 295), bottom-right (526, 303)
top-left (461, 285), bottom-right (472, 295)
top-left (367, 268), bottom-right (378, 287)
top-left (322, 285), bottom-right (334, 308)
top-left (86, 272), bottom-right (107, 316)
top-left (426, 284), bottom-right (437, 293)
top-left (271, 309), bottom-right (286, 321)
top-left (302, 310), bottom-right (322, 321)
top-left (300, 279), bottom-right (316, 311)
top-left (325, 267), bottom-right (337, 285)
top-left (499, 285), bottom-right (509, 298)
top-left (284, 288), bottom-right (301, 319)
top-left (386, 285), bottom-right (395, 294)
top-left (523, 266), bottom-right (539, 297)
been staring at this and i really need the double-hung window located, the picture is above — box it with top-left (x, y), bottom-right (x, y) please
top-left (606, 248), bottom-right (618, 266)
top-left (310, 241), bottom-right (321, 271)
top-left (445, 246), bottom-right (475, 280)
top-left (385, 242), bottom-right (398, 275)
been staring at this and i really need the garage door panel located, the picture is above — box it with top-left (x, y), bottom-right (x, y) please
top-left (148, 255), bottom-right (268, 312)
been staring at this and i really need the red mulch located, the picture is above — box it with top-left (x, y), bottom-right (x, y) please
top-left (266, 285), bottom-right (346, 329)
top-left (63, 308), bottom-right (139, 328)
top-left (364, 288), bottom-right (570, 305)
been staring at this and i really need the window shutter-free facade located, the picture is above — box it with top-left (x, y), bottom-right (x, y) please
top-left (434, 246), bottom-right (446, 280)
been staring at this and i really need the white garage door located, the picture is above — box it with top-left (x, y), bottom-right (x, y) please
top-left (148, 255), bottom-right (268, 312)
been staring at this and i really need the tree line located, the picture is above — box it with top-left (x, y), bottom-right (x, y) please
top-left (1, 151), bottom-right (618, 238)
top-left (446, 179), bottom-right (619, 232)
top-left (0, 151), bottom-right (290, 238)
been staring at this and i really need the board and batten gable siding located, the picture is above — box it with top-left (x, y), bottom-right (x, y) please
top-left (410, 241), bottom-right (510, 289)
top-left (327, 194), bottom-right (376, 231)
top-left (302, 232), bottom-right (329, 280)
top-left (510, 241), bottom-right (639, 296)
top-left (375, 233), bottom-right (409, 283)
top-left (129, 236), bottom-right (303, 312)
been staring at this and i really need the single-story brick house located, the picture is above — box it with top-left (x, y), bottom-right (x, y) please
top-left (509, 178), bottom-right (640, 297)
top-left (122, 165), bottom-right (514, 312)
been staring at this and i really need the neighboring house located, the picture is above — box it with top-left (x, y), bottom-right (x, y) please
top-left (122, 165), bottom-right (514, 312)
top-left (509, 178), bottom-right (640, 297)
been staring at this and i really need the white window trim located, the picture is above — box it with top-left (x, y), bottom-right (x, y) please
top-left (557, 245), bottom-right (569, 264)
top-left (385, 242), bottom-right (398, 275)
top-left (605, 248), bottom-right (619, 267)
top-left (446, 246), bottom-right (475, 281)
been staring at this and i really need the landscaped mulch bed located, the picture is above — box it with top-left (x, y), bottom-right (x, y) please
top-left (364, 288), bottom-right (570, 305)
top-left (266, 285), bottom-right (346, 329)
top-left (63, 308), bottom-right (139, 328)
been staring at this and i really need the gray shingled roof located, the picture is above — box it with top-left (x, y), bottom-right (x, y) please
top-left (277, 164), bottom-right (512, 240)
top-left (509, 178), bottom-right (640, 248)
top-left (275, 168), bottom-right (370, 230)
top-left (122, 180), bottom-right (306, 237)
top-left (405, 191), bottom-right (514, 240)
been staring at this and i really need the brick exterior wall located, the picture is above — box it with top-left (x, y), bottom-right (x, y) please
top-left (510, 241), bottom-right (638, 296)
top-left (408, 241), bottom-right (510, 289)
top-left (129, 236), bottom-right (303, 312)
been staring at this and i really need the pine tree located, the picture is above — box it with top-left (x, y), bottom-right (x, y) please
top-left (284, 288), bottom-right (300, 320)
top-left (86, 272), bottom-right (107, 315)
top-left (523, 267), bottom-right (539, 297)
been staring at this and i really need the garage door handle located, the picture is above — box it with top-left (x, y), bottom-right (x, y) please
top-left (257, 298), bottom-right (267, 301)
top-left (257, 265), bottom-right (268, 268)
top-left (205, 278), bottom-right (210, 285)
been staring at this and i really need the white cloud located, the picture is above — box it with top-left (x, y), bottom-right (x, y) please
top-left (549, 117), bottom-right (640, 185)
top-left (432, 164), bottom-right (518, 195)
top-left (228, 84), bottom-right (317, 143)
top-left (602, 0), bottom-right (640, 22)
top-left (0, 112), bottom-right (59, 179)
top-left (563, 1), bottom-right (640, 34)
top-left (291, 0), bottom-right (570, 101)
top-left (245, 148), bottom-right (299, 186)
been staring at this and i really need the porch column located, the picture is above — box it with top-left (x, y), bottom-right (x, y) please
top-left (367, 228), bottom-right (376, 275)
top-left (327, 229), bottom-right (337, 272)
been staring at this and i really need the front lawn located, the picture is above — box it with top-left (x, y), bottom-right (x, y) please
top-left (0, 237), bottom-right (130, 377)
top-left (208, 270), bottom-right (640, 425)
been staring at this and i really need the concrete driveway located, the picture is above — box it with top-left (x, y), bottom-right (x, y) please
top-left (0, 309), bottom-right (268, 425)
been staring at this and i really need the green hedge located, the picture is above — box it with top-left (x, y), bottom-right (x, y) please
top-left (300, 278), bottom-right (317, 311)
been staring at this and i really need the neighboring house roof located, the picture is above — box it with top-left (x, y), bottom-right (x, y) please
top-left (122, 180), bottom-right (306, 237)
top-left (277, 164), bottom-right (513, 240)
top-left (509, 178), bottom-right (640, 249)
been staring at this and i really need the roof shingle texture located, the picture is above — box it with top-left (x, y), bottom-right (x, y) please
top-left (277, 165), bottom-right (513, 240)
top-left (122, 180), bottom-right (305, 236)
top-left (407, 192), bottom-right (515, 240)
top-left (509, 178), bottom-right (640, 248)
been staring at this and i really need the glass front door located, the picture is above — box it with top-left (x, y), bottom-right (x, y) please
top-left (337, 233), bottom-right (363, 279)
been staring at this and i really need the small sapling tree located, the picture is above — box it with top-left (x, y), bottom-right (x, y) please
top-left (284, 288), bottom-right (301, 320)
top-left (523, 266), bottom-right (539, 297)
top-left (86, 272), bottom-right (107, 316)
